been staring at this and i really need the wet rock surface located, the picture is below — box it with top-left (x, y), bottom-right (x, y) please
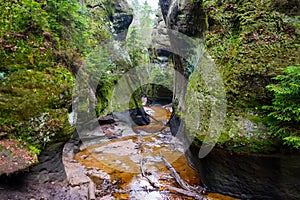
top-left (0, 106), bottom-right (236, 200)
top-left (188, 146), bottom-right (300, 200)
top-left (63, 140), bottom-right (93, 200)
top-left (74, 132), bottom-right (199, 199)
top-left (66, 106), bottom-right (237, 200)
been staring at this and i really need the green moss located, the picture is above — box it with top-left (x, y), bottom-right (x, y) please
top-left (186, 0), bottom-right (299, 153)
top-left (246, 114), bottom-right (268, 124)
top-left (0, 66), bottom-right (74, 150)
top-left (0, 67), bottom-right (73, 120)
top-left (0, 145), bottom-right (5, 152)
top-left (0, 0), bottom-right (113, 161)
top-left (28, 145), bottom-right (41, 156)
top-left (191, 113), bottom-right (279, 153)
top-left (203, 0), bottom-right (299, 110)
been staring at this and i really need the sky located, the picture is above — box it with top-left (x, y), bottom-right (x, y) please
top-left (136, 0), bottom-right (159, 9)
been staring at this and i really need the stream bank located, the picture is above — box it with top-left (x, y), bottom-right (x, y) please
top-left (188, 145), bottom-right (300, 200)
top-left (170, 113), bottom-right (300, 200)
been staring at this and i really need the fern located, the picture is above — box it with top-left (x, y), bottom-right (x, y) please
top-left (263, 65), bottom-right (300, 149)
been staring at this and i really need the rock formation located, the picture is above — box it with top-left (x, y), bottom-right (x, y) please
top-left (158, 0), bottom-right (300, 199)
top-left (110, 0), bottom-right (134, 40)
top-left (151, 15), bottom-right (172, 58)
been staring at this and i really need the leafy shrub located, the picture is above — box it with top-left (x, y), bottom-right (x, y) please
top-left (263, 65), bottom-right (300, 149)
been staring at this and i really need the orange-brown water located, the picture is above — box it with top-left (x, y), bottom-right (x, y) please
top-left (74, 106), bottom-right (239, 199)
top-left (132, 106), bottom-right (172, 133)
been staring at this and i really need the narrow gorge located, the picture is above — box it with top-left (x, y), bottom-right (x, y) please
top-left (0, 0), bottom-right (299, 200)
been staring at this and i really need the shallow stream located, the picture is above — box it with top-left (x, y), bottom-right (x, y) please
top-left (74, 106), bottom-right (238, 199)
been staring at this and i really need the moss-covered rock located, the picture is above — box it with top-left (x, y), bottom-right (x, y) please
top-left (184, 0), bottom-right (299, 153)
top-left (0, 67), bottom-right (74, 150)
top-left (0, 0), bottom-right (113, 173)
top-left (203, 0), bottom-right (299, 110)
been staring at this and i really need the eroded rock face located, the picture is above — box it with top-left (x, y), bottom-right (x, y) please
top-left (151, 15), bottom-right (172, 58)
top-left (158, 0), bottom-right (207, 115)
top-left (159, 0), bottom-right (206, 37)
top-left (159, 0), bottom-right (206, 78)
top-left (188, 146), bottom-right (300, 200)
top-left (159, 1), bottom-right (300, 199)
top-left (29, 142), bottom-right (67, 183)
top-left (110, 0), bottom-right (133, 40)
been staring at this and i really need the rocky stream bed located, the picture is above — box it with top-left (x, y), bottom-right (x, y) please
top-left (0, 106), bottom-right (237, 200)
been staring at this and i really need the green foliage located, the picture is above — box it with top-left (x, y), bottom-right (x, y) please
top-left (96, 73), bottom-right (117, 115)
top-left (0, 0), bottom-right (48, 34)
top-left (123, 1), bottom-right (172, 101)
top-left (0, 67), bottom-right (75, 150)
top-left (0, 0), bottom-right (110, 73)
top-left (126, 0), bottom-right (156, 66)
top-left (0, 0), bottom-right (111, 155)
top-left (28, 145), bottom-right (41, 156)
top-left (203, 0), bottom-right (300, 110)
top-left (263, 65), bottom-right (300, 148)
top-left (81, 43), bottom-right (126, 116)
top-left (128, 0), bottom-right (157, 29)
top-left (149, 66), bottom-right (173, 90)
top-left (126, 28), bottom-right (150, 67)
top-left (187, 0), bottom-right (300, 152)
top-left (130, 65), bottom-right (173, 102)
